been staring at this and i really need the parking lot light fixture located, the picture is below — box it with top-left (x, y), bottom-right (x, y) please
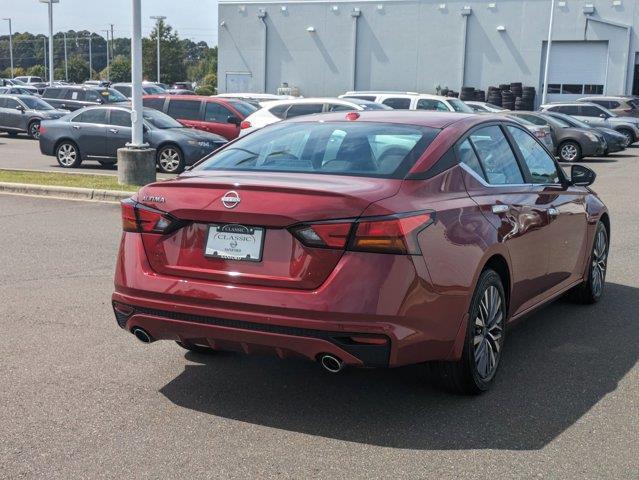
top-left (150, 15), bottom-right (167, 83)
top-left (2, 18), bottom-right (13, 78)
top-left (38, 0), bottom-right (59, 87)
top-left (541, 0), bottom-right (557, 105)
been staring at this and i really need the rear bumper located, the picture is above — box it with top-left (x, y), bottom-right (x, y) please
top-left (112, 232), bottom-right (469, 367)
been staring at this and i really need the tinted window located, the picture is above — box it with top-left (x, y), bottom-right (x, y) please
top-left (469, 126), bottom-right (524, 185)
top-left (285, 103), bottom-right (324, 118)
top-left (66, 89), bottom-right (85, 101)
top-left (226, 100), bottom-right (257, 117)
top-left (194, 122), bottom-right (437, 178)
top-left (328, 103), bottom-right (357, 112)
top-left (114, 85), bottom-right (132, 97)
top-left (547, 84), bottom-right (561, 94)
top-left (142, 108), bottom-right (183, 129)
top-left (448, 98), bottom-right (474, 113)
top-left (583, 85), bottom-right (604, 95)
top-left (609, 101), bottom-right (620, 109)
top-left (167, 99), bottom-right (202, 120)
top-left (458, 139), bottom-right (485, 179)
top-left (580, 105), bottom-right (605, 117)
top-left (73, 109), bottom-right (108, 124)
top-left (204, 102), bottom-right (233, 123)
top-left (561, 84), bottom-right (583, 94)
top-left (517, 114), bottom-right (547, 126)
top-left (382, 97), bottom-right (411, 109)
top-left (551, 105), bottom-right (579, 115)
top-left (269, 104), bottom-right (289, 119)
top-left (0, 98), bottom-right (6, 108)
top-left (43, 88), bottom-right (64, 99)
top-left (110, 109), bottom-right (132, 127)
top-left (143, 97), bottom-right (166, 111)
top-left (507, 126), bottom-right (559, 184)
top-left (416, 99), bottom-right (448, 111)
top-left (4, 98), bottom-right (19, 109)
top-left (21, 97), bottom-right (53, 110)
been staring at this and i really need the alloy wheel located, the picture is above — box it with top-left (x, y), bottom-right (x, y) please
top-left (159, 148), bottom-right (181, 173)
top-left (30, 122), bottom-right (40, 139)
top-left (591, 227), bottom-right (608, 297)
top-left (473, 285), bottom-right (503, 380)
top-left (560, 143), bottom-right (578, 162)
top-left (57, 144), bottom-right (77, 167)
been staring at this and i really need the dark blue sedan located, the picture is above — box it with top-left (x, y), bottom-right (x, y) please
top-left (39, 106), bottom-right (227, 173)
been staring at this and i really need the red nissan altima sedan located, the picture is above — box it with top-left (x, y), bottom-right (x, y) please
top-left (112, 111), bottom-right (609, 394)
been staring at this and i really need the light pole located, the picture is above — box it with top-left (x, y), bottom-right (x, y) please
top-left (39, 0), bottom-right (59, 87)
top-left (150, 15), bottom-right (166, 83)
top-left (88, 34), bottom-right (93, 76)
top-left (2, 18), bottom-right (13, 78)
top-left (42, 37), bottom-right (47, 81)
top-left (541, 0), bottom-right (557, 105)
top-left (102, 29), bottom-right (110, 81)
top-left (63, 31), bottom-right (68, 81)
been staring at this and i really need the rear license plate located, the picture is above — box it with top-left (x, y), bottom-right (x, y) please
top-left (205, 224), bottom-right (264, 262)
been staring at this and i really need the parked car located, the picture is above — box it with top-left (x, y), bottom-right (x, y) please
top-left (84, 80), bottom-right (112, 87)
top-left (1, 78), bottom-right (40, 95)
top-left (112, 111), bottom-right (609, 395)
top-left (112, 82), bottom-right (166, 98)
top-left (577, 96), bottom-right (639, 117)
top-left (545, 111), bottom-right (628, 155)
top-left (506, 111), bottom-right (606, 162)
top-left (166, 89), bottom-right (196, 96)
top-left (340, 91), bottom-right (474, 112)
top-left (42, 85), bottom-right (128, 111)
top-left (0, 94), bottom-right (68, 139)
top-left (142, 95), bottom-right (257, 140)
top-left (215, 93), bottom-right (298, 101)
top-left (171, 82), bottom-right (193, 90)
top-left (13, 76), bottom-right (48, 93)
top-left (539, 102), bottom-right (639, 145)
top-left (466, 101), bottom-right (509, 113)
top-left (39, 106), bottom-right (227, 173)
top-left (498, 114), bottom-right (554, 151)
top-left (239, 97), bottom-right (391, 136)
top-left (0, 86), bottom-right (40, 96)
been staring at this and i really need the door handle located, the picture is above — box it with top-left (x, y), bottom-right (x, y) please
top-left (109, 128), bottom-right (119, 134)
top-left (491, 205), bottom-right (510, 214)
top-left (548, 207), bottom-right (559, 217)
top-left (72, 125), bottom-right (81, 130)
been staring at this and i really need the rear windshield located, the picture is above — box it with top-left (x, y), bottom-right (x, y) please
top-left (447, 98), bottom-right (474, 113)
top-left (194, 121), bottom-right (438, 178)
top-left (227, 99), bottom-right (257, 117)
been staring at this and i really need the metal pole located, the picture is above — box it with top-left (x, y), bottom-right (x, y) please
top-left (150, 16), bottom-right (166, 83)
top-left (43, 37), bottom-right (47, 81)
top-left (131, 0), bottom-right (144, 147)
top-left (48, 0), bottom-right (54, 86)
top-left (541, 0), bottom-right (556, 105)
top-left (2, 18), bottom-right (13, 77)
top-left (88, 35), bottom-right (92, 76)
top-left (63, 32), bottom-right (68, 81)
top-left (110, 23), bottom-right (114, 59)
top-left (102, 29), bottom-right (110, 81)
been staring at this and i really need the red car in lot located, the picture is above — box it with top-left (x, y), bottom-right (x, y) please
top-left (112, 111), bottom-right (609, 394)
top-left (142, 95), bottom-right (257, 140)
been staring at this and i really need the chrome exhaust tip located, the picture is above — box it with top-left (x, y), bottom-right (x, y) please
top-left (132, 327), bottom-right (153, 344)
top-left (319, 354), bottom-right (343, 373)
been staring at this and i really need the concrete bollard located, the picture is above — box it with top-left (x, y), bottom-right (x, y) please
top-left (117, 147), bottom-right (157, 186)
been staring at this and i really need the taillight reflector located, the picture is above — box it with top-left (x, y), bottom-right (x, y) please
top-left (291, 222), bottom-right (352, 249)
top-left (120, 198), bottom-right (182, 234)
top-left (240, 120), bottom-right (251, 129)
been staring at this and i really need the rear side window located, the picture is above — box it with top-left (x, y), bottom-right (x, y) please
top-left (66, 89), bottom-right (84, 100)
top-left (285, 103), bottom-right (323, 118)
top-left (507, 126), bottom-right (559, 184)
top-left (114, 85), bottom-right (132, 97)
top-left (328, 103), bottom-right (357, 112)
top-left (204, 102), bottom-right (233, 123)
top-left (551, 105), bottom-right (579, 115)
top-left (416, 99), bottom-right (448, 111)
top-left (268, 104), bottom-right (289, 119)
top-left (43, 88), bottom-right (64, 99)
top-left (73, 109), bottom-right (108, 124)
top-left (580, 105), bottom-right (605, 117)
top-left (110, 110), bottom-right (132, 127)
top-left (458, 139), bottom-right (485, 180)
top-left (4, 98), bottom-right (19, 109)
top-left (167, 99), bottom-right (202, 120)
top-left (143, 97), bottom-right (166, 111)
top-left (382, 97), bottom-right (411, 109)
top-left (0, 98), bottom-right (6, 108)
top-left (468, 126), bottom-right (524, 185)
top-left (194, 122), bottom-right (438, 178)
top-left (517, 114), bottom-right (547, 126)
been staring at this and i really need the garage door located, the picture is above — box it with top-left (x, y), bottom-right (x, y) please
top-left (541, 41), bottom-right (608, 102)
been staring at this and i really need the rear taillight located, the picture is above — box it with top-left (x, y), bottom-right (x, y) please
top-left (290, 212), bottom-right (434, 255)
top-left (38, 125), bottom-right (46, 135)
top-left (240, 120), bottom-right (251, 129)
top-left (121, 198), bottom-right (182, 234)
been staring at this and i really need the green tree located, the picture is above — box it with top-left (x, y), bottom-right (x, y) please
top-left (143, 20), bottom-right (185, 85)
top-left (27, 65), bottom-right (46, 78)
top-left (102, 55), bottom-right (130, 82)
top-left (67, 55), bottom-right (90, 83)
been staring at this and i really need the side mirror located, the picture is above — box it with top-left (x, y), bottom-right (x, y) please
top-left (599, 113), bottom-right (608, 119)
top-left (227, 115), bottom-right (241, 126)
top-left (16, 105), bottom-right (25, 113)
top-left (570, 164), bottom-right (596, 187)
top-left (143, 125), bottom-right (148, 133)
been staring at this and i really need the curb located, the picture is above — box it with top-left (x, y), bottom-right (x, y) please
top-left (0, 182), bottom-right (135, 202)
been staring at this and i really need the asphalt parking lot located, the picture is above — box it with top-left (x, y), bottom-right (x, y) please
top-left (1, 149), bottom-right (638, 478)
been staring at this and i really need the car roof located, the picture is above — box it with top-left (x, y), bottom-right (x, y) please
top-left (261, 97), bottom-right (367, 107)
top-left (143, 94), bottom-right (228, 102)
top-left (540, 101), bottom-right (601, 107)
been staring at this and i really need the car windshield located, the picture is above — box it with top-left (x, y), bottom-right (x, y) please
top-left (194, 121), bottom-right (439, 178)
top-left (12, 79), bottom-right (27, 85)
top-left (101, 88), bottom-right (128, 103)
top-left (597, 105), bottom-right (617, 117)
top-left (20, 96), bottom-right (54, 110)
top-left (143, 85), bottom-right (165, 94)
top-left (227, 99), bottom-right (258, 117)
top-left (143, 108), bottom-right (184, 129)
top-left (31, 77), bottom-right (44, 83)
top-left (551, 112), bottom-right (591, 129)
top-left (506, 115), bottom-right (535, 126)
top-left (347, 98), bottom-right (392, 110)
top-left (543, 115), bottom-right (571, 128)
top-left (447, 98), bottom-right (474, 113)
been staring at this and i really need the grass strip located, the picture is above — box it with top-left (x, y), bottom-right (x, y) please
top-left (0, 169), bottom-right (137, 192)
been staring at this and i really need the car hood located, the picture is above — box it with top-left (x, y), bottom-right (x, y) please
top-left (37, 109), bottom-right (69, 118)
top-left (162, 127), bottom-right (226, 143)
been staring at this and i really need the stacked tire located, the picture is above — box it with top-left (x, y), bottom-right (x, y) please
top-left (501, 90), bottom-right (515, 110)
top-left (487, 86), bottom-right (502, 107)
top-left (460, 87), bottom-right (476, 101)
top-left (475, 90), bottom-right (486, 102)
top-left (515, 86), bottom-right (536, 111)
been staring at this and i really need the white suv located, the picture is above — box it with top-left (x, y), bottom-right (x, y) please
top-left (239, 97), bottom-right (390, 136)
top-left (339, 91), bottom-right (473, 113)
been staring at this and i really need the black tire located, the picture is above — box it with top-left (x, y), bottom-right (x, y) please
top-left (569, 221), bottom-right (608, 304)
top-left (157, 144), bottom-right (185, 174)
top-left (27, 120), bottom-right (40, 139)
top-left (176, 340), bottom-right (217, 354)
top-left (558, 140), bottom-right (582, 162)
top-left (55, 140), bottom-right (82, 168)
top-left (430, 269), bottom-right (506, 395)
top-left (616, 128), bottom-right (635, 145)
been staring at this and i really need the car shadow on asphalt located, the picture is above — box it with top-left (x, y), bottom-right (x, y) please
top-left (159, 282), bottom-right (638, 450)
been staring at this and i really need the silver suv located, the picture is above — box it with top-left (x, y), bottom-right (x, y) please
top-left (539, 102), bottom-right (639, 144)
top-left (0, 94), bottom-right (68, 139)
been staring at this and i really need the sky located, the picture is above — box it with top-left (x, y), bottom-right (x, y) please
top-left (0, 0), bottom-right (219, 45)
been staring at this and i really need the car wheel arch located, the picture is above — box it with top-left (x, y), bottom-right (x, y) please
top-left (54, 138), bottom-right (81, 157)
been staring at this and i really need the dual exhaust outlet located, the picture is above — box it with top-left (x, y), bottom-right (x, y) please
top-left (131, 329), bottom-right (345, 373)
